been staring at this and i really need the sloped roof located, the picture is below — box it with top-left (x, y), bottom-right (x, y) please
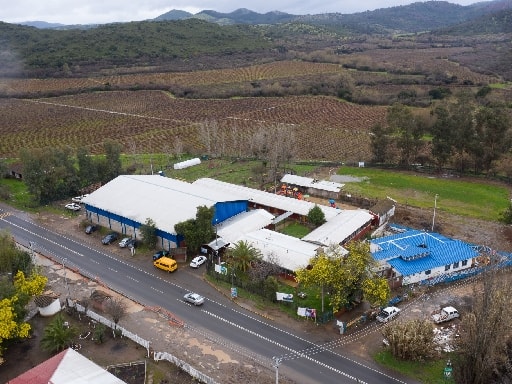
top-left (280, 174), bottom-right (344, 193)
top-left (237, 229), bottom-right (320, 271)
top-left (302, 209), bottom-right (373, 246)
top-left (193, 178), bottom-right (341, 220)
top-left (7, 348), bottom-right (126, 384)
top-left (82, 175), bottom-right (242, 235)
top-left (216, 209), bottom-right (274, 242)
top-left (371, 229), bottom-right (478, 276)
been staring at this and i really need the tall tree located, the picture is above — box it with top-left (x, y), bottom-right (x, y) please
top-left (454, 270), bottom-right (512, 384)
top-left (175, 206), bottom-right (215, 254)
top-left (386, 103), bottom-right (426, 167)
top-left (20, 146), bottom-right (78, 204)
top-left (308, 205), bottom-right (326, 227)
top-left (431, 105), bottom-right (456, 170)
top-left (370, 123), bottom-right (392, 164)
top-left (97, 140), bottom-right (122, 183)
top-left (139, 218), bottom-right (157, 249)
top-left (225, 240), bottom-right (262, 274)
top-left (105, 296), bottom-right (127, 332)
top-left (473, 106), bottom-right (511, 174)
top-left (76, 147), bottom-right (98, 188)
top-left (295, 242), bottom-right (379, 313)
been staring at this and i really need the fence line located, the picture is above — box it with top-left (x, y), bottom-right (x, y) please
top-left (69, 301), bottom-right (218, 384)
top-left (154, 351), bottom-right (220, 384)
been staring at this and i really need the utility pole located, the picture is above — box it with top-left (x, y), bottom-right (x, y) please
top-left (432, 194), bottom-right (439, 232)
top-left (62, 258), bottom-right (71, 305)
top-left (272, 356), bottom-right (282, 384)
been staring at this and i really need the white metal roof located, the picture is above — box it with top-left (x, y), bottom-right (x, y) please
top-left (193, 178), bottom-right (341, 220)
top-left (237, 229), bottom-right (319, 271)
top-left (302, 209), bottom-right (373, 246)
top-left (216, 209), bottom-right (274, 243)
top-left (280, 174), bottom-right (344, 193)
top-left (82, 175), bottom-right (241, 235)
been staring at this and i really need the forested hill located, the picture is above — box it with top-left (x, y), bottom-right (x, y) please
top-left (0, 19), bottom-right (270, 76)
top-left (435, 8), bottom-right (512, 34)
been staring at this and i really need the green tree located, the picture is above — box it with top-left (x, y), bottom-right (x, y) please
top-left (307, 205), bottom-right (326, 227)
top-left (225, 240), bottom-right (262, 274)
top-left (0, 230), bottom-right (33, 277)
top-left (97, 140), bottom-right (122, 184)
top-left (175, 206), bottom-right (215, 254)
top-left (262, 275), bottom-right (279, 301)
top-left (473, 106), bottom-right (511, 174)
top-left (139, 218), bottom-right (157, 249)
top-left (295, 242), bottom-right (376, 313)
top-left (443, 93), bottom-right (477, 173)
top-left (386, 103), bottom-right (426, 167)
top-left (500, 201), bottom-right (512, 224)
top-left (370, 123), bottom-right (392, 164)
top-left (20, 146), bottom-right (78, 204)
top-left (431, 105), bottom-right (456, 170)
top-left (41, 313), bottom-right (78, 353)
top-left (77, 147), bottom-right (98, 188)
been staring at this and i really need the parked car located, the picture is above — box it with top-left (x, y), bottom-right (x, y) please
top-left (432, 306), bottom-right (460, 324)
top-left (71, 194), bottom-right (89, 203)
top-left (376, 306), bottom-right (401, 323)
top-left (118, 237), bottom-right (132, 248)
top-left (153, 256), bottom-right (177, 272)
top-left (183, 292), bottom-right (205, 306)
top-left (190, 255), bottom-right (207, 268)
top-left (152, 250), bottom-right (170, 261)
top-left (65, 203), bottom-right (81, 211)
top-left (85, 225), bottom-right (98, 234)
top-left (101, 232), bottom-right (118, 245)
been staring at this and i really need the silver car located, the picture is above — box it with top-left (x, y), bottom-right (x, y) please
top-left (183, 292), bottom-right (205, 306)
top-left (118, 237), bottom-right (132, 248)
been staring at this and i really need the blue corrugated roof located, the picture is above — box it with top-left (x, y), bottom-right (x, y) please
top-left (372, 229), bottom-right (478, 276)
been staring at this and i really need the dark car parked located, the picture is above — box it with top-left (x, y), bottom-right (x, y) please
top-left (152, 250), bottom-right (170, 261)
top-left (101, 232), bottom-right (118, 245)
top-left (85, 225), bottom-right (98, 234)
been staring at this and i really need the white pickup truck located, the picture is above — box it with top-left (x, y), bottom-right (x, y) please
top-left (376, 306), bottom-right (401, 323)
top-left (431, 306), bottom-right (460, 324)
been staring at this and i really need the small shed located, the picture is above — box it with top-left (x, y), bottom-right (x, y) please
top-left (369, 199), bottom-right (396, 227)
top-left (34, 294), bottom-right (61, 317)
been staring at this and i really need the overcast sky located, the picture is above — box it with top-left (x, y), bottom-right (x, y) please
top-left (2, 0), bottom-right (479, 25)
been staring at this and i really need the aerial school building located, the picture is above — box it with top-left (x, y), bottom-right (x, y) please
top-left (82, 175), bottom-right (374, 273)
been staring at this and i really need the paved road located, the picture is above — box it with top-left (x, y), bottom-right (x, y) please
top-left (0, 204), bottom-right (416, 384)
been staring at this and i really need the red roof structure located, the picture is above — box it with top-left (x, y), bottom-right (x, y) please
top-left (7, 348), bottom-right (126, 384)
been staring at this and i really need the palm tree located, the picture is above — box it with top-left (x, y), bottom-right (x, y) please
top-left (226, 240), bottom-right (262, 273)
top-left (40, 313), bottom-right (78, 353)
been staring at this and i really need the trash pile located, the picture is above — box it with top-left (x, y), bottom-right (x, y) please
top-left (434, 324), bottom-right (459, 352)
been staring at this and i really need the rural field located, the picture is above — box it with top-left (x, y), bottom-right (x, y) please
top-left (0, 92), bottom-right (386, 162)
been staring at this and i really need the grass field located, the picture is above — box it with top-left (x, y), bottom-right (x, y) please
top-left (336, 166), bottom-right (510, 221)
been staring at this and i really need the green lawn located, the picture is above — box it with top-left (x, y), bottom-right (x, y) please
top-left (336, 166), bottom-right (510, 220)
top-left (374, 350), bottom-right (455, 384)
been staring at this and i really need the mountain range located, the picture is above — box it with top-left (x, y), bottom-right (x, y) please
top-left (19, 0), bottom-right (512, 34)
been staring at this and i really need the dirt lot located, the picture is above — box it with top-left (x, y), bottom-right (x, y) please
top-left (2, 193), bottom-right (512, 383)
